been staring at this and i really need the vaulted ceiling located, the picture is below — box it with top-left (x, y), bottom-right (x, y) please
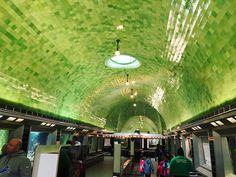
top-left (0, 0), bottom-right (235, 133)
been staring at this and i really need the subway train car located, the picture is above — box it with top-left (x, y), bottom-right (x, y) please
top-left (0, 0), bottom-right (236, 177)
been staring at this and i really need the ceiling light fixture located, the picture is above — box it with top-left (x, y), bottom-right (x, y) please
top-left (115, 39), bottom-right (120, 56)
top-left (227, 117), bottom-right (236, 123)
top-left (7, 117), bottom-right (16, 121)
top-left (0, 115), bottom-right (3, 118)
top-left (105, 39), bottom-right (141, 69)
top-left (133, 98), bottom-right (137, 107)
top-left (126, 74), bottom-right (129, 86)
top-left (210, 122), bottom-right (218, 127)
top-left (116, 25), bottom-right (124, 30)
top-left (215, 120), bottom-right (224, 126)
top-left (41, 122), bottom-right (46, 125)
top-left (15, 118), bottom-right (24, 122)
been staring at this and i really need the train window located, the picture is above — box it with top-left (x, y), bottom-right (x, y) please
top-left (104, 138), bottom-right (111, 146)
top-left (97, 137), bottom-right (103, 151)
top-left (88, 136), bottom-right (97, 153)
top-left (148, 139), bottom-right (159, 149)
top-left (199, 137), bottom-right (211, 170)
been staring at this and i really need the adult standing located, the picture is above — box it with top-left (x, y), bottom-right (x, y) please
top-left (168, 147), bottom-right (193, 177)
top-left (144, 157), bottom-right (153, 177)
top-left (0, 138), bottom-right (31, 177)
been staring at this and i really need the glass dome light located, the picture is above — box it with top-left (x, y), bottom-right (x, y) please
top-left (105, 54), bottom-right (141, 69)
top-left (105, 39), bottom-right (141, 69)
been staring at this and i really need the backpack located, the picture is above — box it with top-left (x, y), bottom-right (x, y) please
top-left (162, 162), bottom-right (169, 177)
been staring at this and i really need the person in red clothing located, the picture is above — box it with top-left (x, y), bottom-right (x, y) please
top-left (168, 147), bottom-right (193, 177)
top-left (139, 156), bottom-right (145, 177)
top-left (157, 154), bottom-right (170, 177)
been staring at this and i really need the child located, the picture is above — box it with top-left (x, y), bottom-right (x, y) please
top-left (157, 155), bottom-right (169, 177)
top-left (139, 157), bottom-right (145, 177)
top-left (144, 157), bottom-right (153, 177)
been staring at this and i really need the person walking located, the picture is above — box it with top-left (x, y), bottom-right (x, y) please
top-left (139, 156), bottom-right (145, 177)
top-left (144, 157), bottom-right (153, 177)
top-left (168, 147), bottom-right (193, 177)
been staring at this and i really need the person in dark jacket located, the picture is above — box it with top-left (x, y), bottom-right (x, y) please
top-left (168, 147), bottom-right (193, 177)
top-left (0, 138), bottom-right (31, 177)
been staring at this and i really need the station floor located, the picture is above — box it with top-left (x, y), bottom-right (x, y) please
top-left (86, 156), bottom-right (158, 177)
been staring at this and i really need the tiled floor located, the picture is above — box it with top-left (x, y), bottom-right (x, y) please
top-left (86, 156), bottom-right (158, 177)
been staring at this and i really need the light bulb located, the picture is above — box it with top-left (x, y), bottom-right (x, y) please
top-left (130, 95), bottom-right (134, 99)
top-left (115, 50), bottom-right (120, 56)
top-left (133, 103), bottom-right (136, 107)
top-left (116, 25), bottom-right (124, 30)
top-left (134, 91), bottom-right (138, 96)
top-left (125, 81), bottom-right (129, 86)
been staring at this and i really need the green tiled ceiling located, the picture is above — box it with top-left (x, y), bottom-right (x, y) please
top-left (0, 0), bottom-right (236, 132)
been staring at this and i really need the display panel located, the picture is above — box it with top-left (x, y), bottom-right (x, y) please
top-left (37, 154), bottom-right (59, 177)
top-left (27, 132), bottom-right (48, 161)
top-left (0, 129), bottom-right (9, 153)
top-left (200, 137), bottom-right (211, 169)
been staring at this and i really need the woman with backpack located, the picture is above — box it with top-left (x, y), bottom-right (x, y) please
top-left (144, 157), bottom-right (153, 177)
top-left (139, 156), bottom-right (145, 177)
top-left (157, 154), bottom-right (170, 177)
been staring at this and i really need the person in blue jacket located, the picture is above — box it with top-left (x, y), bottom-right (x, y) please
top-left (144, 157), bottom-right (153, 177)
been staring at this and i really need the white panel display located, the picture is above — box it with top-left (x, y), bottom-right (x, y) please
top-left (202, 142), bottom-right (211, 167)
top-left (36, 154), bottom-right (59, 177)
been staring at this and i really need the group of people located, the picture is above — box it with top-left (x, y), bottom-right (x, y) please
top-left (0, 138), bottom-right (31, 177)
top-left (139, 145), bottom-right (194, 177)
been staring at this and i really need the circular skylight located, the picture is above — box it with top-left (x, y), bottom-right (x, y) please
top-left (105, 54), bottom-right (141, 69)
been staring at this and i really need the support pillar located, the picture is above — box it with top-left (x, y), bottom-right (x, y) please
top-left (113, 143), bottom-right (121, 177)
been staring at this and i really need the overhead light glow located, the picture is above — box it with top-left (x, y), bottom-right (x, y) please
top-left (116, 25), bottom-right (124, 30)
top-left (7, 117), bottom-right (16, 121)
top-left (41, 122), bottom-right (46, 125)
top-left (133, 103), bottom-right (137, 107)
top-left (215, 120), bottom-right (224, 126)
top-left (115, 50), bottom-right (120, 56)
top-left (46, 123), bottom-right (51, 126)
top-left (210, 122), bottom-right (218, 127)
top-left (0, 115), bottom-right (3, 118)
top-left (227, 117), bottom-right (236, 123)
top-left (197, 126), bottom-right (202, 129)
top-left (15, 118), bottom-right (24, 122)
top-left (50, 124), bottom-right (55, 127)
top-left (150, 87), bottom-right (165, 111)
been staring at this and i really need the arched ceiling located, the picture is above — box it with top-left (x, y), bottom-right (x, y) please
top-left (0, 0), bottom-right (236, 132)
